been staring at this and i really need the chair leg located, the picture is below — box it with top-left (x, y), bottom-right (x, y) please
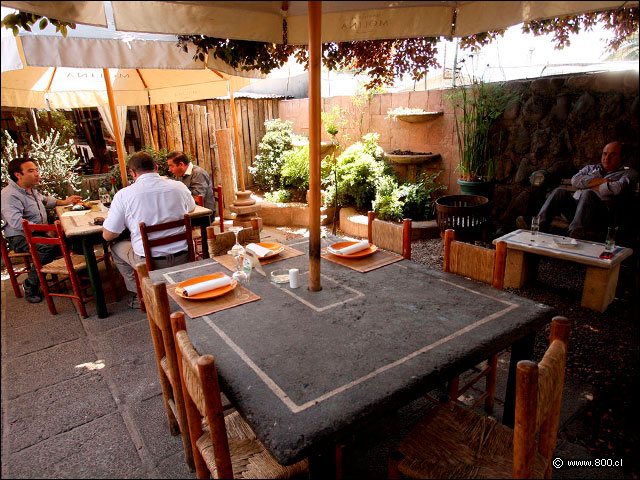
top-left (38, 272), bottom-right (58, 315)
top-left (447, 376), bottom-right (460, 401)
top-left (6, 262), bottom-right (23, 298)
top-left (67, 269), bottom-right (88, 319)
top-left (484, 354), bottom-right (498, 413)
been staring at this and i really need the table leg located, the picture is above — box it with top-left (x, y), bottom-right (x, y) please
top-left (582, 265), bottom-right (619, 312)
top-left (199, 217), bottom-right (211, 259)
top-left (308, 446), bottom-right (337, 480)
top-left (82, 237), bottom-right (108, 318)
top-left (502, 332), bottom-right (535, 428)
top-left (504, 249), bottom-right (538, 289)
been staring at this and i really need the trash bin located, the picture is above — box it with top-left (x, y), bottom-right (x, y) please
top-left (435, 195), bottom-right (490, 242)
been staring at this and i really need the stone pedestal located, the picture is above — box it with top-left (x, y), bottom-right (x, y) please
top-left (229, 190), bottom-right (261, 228)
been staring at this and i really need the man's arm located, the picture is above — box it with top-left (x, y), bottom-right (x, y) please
top-left (571, 164), bottom-right (602, 190)
top-left (102, 227), bottom-right (120, 241)
top-left (185, 168), bottom-right (208, 198)
top-left (56, 195), bottom-right (82, 206)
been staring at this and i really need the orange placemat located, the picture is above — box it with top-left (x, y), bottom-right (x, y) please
top-left (213, 245), bottom-right (304, 272)
top-left (166, 282), bottom-right (260, 318)
top-left (321, 247), bottom-right (404, 272)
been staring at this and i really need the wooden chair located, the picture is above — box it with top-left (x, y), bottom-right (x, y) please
top-left (135, 214), bottom-right (196, 312)
top-left (22, 219), bottom-right (117, 318)
top-left (170, 311), bottom-right (309, 479)
top-left (443, 228), bottom-right (507, 413)
top-left (367, 211), bottom-right (412, 259)
top-left (135, 263), bottom-right (195, 472)
top-left (206, 218), bottom-right (261, 258)
top-left (389, 316), bottom-right (571, 479)
top-left (1, 227), bottom-right (32, 298)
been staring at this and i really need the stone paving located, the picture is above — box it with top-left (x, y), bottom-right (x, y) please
top-left (1, 227), bottom-right (627, 478)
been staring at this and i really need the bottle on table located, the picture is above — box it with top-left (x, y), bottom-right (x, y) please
top-left (109, 178), bottom-right (118, 202)
top-left (99, 186), bottom-right (111, 206)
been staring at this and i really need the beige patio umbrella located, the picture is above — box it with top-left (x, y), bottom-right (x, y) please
top-left (6, 0), bottom-right (636, 291)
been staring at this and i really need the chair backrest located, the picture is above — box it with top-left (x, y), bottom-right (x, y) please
top-left (514, 316), bottom-right (570, 478)
top-left (206, 218), bottom-right (260, 257)
top-left (443, 228), bottom-right (506, 290)
top-left (171, 311), bottom-right (234, 479)
top-left (193, 195), bottom-right (204, 207)
top-left (213, 185), bottom-right (225, 232)
top-left (22, 219), bottom-right (73, 271)
top-left (367, 211), bottom-right (412, 259)
top-left (139, 214), bottom-right (195, 272)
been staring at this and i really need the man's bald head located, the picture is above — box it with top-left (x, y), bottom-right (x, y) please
top-left (601, 142), bottom-right (622, 173)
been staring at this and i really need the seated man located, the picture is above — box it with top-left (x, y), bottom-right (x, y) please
top-left (534, 141), bottom-right (638, 239)
top-left (102, 152), bottom-right (196, 304)
top-left (1, 157), bottom-right (82, 303)
top-left (167, 151), bottom-right (217, 215)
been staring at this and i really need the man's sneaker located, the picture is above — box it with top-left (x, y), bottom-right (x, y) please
top-left (22, 279), bottom-right (43, 303)
top-left (516, 215), bottom-right (529, 230)
top-left (128, 294), bottom-right (140, 309)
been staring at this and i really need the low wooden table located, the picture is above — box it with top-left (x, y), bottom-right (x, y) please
top-left (493, 229), bottom-right (633, 312)
top-left (56, 203), bottom-right (212, 318)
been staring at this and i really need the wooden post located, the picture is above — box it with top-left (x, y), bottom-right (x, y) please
top-left (228, 87), bottom-right (245, 192)
top-left (215, 129), bottom-right (237, 212)
top-left (308, 0), bottom-right (322, 291)
top-left (402, 218), bottom-right (412, 260)
top-left (103, 68), bottom-right (128, 187)
top-left (493, 241), bottom-right (507, 290)
top-left (443, 229), bottom-right (454, 272)
top-left (367, 211), bottom-right (375, 244)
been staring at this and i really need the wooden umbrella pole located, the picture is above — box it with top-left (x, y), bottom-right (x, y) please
top-left (228, 84), bottom-right (245, 192)
top-left (103, 68), bottom-right (128, 187)
top-left (308, 0), bottom-right (322, 291)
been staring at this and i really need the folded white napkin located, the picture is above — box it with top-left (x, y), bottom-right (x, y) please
top-left (246, 243), bottom-right (273, 258)
top-left (61, 210), bottom-right (89, 217)
top-left (181, 275), bottom-right (232, 296)
top-left (332, 240), bottom-right (370, 255)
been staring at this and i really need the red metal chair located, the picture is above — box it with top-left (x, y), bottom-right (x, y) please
top-left (1, 229), bottom-right (32, 298)
top-left (22, 219), bottom-right (117, 318)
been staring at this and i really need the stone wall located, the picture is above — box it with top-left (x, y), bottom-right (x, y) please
top-left (277, 70), bottom-right (639, 231)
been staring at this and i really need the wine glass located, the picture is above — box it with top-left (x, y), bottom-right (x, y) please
top-left (228, 249), bottom-right (250, 300)
top-left (228, 225), bottom-right (244, 256)
top-left (530, 216), bottom-right (540, 244)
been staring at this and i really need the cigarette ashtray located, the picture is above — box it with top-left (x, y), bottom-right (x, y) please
top-left (270, 269), bottom-right (290, 284)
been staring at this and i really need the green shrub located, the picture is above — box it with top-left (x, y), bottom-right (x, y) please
top-left (249, 119), bottom-right (295, 191)
top-left (373, 171), bottom-right (445, 222)
top-left (281, 145), bottom-right (309, 192)
top-left (100, 145), bottom-right (175, 190)
top-left (324, 133), bottom-right (389, 211)
top-left (264, 189), bottom-right (291, 203)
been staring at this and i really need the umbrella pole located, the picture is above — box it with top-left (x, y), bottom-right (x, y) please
top-left (103, 68), bottom-right (128, 187)
top-left (308, 1), bottom-right (322, 291)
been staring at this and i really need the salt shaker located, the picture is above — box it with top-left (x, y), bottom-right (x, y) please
top-left (289, 268), bottom-right (300, 289)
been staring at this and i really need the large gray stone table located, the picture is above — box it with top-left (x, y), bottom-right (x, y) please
top-left (149, 236), bottom-right (555, 475)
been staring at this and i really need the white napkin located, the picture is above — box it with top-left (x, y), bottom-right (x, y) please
top-left (246, 243), bottom-right (273, 258)
top-left (181, 275), bottom-right (232, 296)
top-left (332, 240), bottom-right (370, 255)
top-left (61, 210), bottom-right (89, 217)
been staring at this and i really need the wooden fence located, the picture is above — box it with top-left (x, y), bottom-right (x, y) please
top-left (136, 97), bottom-right (280, 203)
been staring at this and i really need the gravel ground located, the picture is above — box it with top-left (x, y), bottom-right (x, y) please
top-left (411, 238), bottom-right (640, 478)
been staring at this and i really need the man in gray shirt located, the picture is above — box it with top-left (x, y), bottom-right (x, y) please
top-left (1, 157), bottom-right (82, 302)
top-left (536, 141), bottom-right (638, 239)
top-left (167, 151), bottom-right (217, 216)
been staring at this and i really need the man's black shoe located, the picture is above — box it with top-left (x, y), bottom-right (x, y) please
top-left (22, 279), bottom-right (43, 303)
top-left (25, 292), bottom-right (43, 303)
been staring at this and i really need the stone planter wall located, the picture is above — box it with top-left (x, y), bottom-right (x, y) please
top-left (278, 69), bottom-right (639, 233)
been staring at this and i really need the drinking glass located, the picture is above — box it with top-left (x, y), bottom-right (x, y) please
top-left (530, 216), bottom-right (540, 243)
top-left (229, 249), bottom-right (250, 300)
top-left (228, 225), bottom-right (244, 256)
top-left (605, 226), bottom-right (617, 252)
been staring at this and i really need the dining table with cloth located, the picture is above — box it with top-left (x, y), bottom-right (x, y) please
top-left (56, 203), bottom-right (213, 318)
top-left (148, 235), bottom-right (555, 477)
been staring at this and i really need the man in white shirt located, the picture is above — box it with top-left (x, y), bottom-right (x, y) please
top-left (102, 152), bottom-right (196, 296)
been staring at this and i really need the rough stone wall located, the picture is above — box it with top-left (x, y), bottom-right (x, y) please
top-left (277, 70), bottom-right (639, 231)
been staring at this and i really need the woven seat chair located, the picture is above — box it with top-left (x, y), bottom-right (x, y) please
top-left (206, 218), bottom-right (260, 258)
top-left (1, 227), bottom-right (32, 298)
top-left (22, 219), bottom-right (117, 318)
top-left (367, 211), bottom-right (412, 259)
top-left (133, 214), bottom-right (196, 313)
top-left (170, 311), bottom-right (309, 479)
top-left (389, 316), bottom-right (571, 479)
top-left (442, 228), bottom-right (507, 413)
top-left (135, 263), bottom-right (195, 471)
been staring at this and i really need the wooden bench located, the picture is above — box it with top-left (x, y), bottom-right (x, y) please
top-left (493, 229), bottom-right (633, 312)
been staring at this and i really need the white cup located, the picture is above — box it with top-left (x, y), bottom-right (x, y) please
top-left (289, 269), bottom-right (300, 289)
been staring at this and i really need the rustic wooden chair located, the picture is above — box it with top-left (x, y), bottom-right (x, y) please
top-left (135, 263), bottom-right (195, 472)
top-left (135, 214), bottom-right (196, 312)
top-left (389, 316), bottom-right (570, 479)
top-left (170, 311), bottom-right (309, 479)
top-left (442, 228), bottom-right (507, 413)
top-left (22, 219), bottom-right (117, 318)
top-left (367, 211), bottom-right (412, 259)
top-left (1, 226), bottom-right (33, 298)
top-left (206, 218), bottom-right (261, 258)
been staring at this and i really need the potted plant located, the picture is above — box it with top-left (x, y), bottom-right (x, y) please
top-left (386, 106), bottom-right (443, 123)
top-left (448, 62), bottom-right (519, 198)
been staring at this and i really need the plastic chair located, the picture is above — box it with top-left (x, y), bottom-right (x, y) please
top-left (1, 228), bottom-right (32, 298)
top-left (367, 211), bottom-right (412, 259)
top-left (135, 263), bottom-right (195, 471)
top-left (170, 311), bottom-right (309, 479)
top-left (389, 316), bottom-right (571, 479)
top-left (443, 228), bottom-right (507, 413)
top-left (22, 219), bottom-right (117, 318)
top-left (134, 214), bottom-right (196, 312)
